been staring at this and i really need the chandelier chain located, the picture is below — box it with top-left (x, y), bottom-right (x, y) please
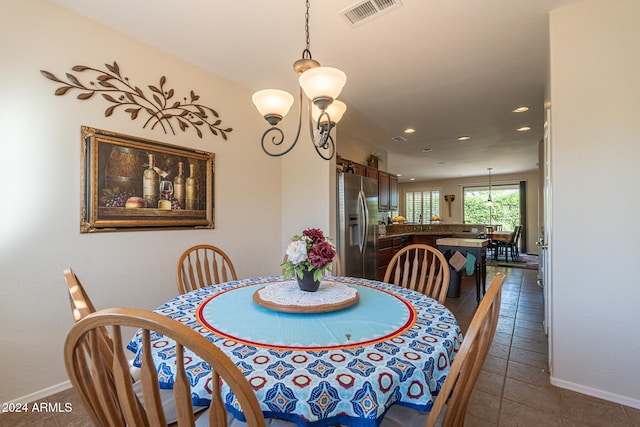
top-left (304, 0), bottom-right (312, 57)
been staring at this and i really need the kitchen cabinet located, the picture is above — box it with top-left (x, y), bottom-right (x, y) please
top-left (389, 175), bottom-right (398, 210)
top-left (377, 235), bottom-right (412, 280)
top-left (378, 171), bottom-right (390, 211)
top-left (413, 234), bottom-right (452, 247)
top-left (365, 166), bottom-right (378, 180)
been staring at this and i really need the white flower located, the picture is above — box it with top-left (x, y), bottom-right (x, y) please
top-left (286, 240), bottom-right (307, 265)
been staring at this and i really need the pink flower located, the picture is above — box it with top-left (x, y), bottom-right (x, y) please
top-left (302, 228), bottom-right (325, 244)
top-left (308, 241), bottom-right (335, 269)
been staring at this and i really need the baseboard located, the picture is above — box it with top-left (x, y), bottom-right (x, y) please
top-left (550, 376), bottom-right (640, 409)
top-left (6, 381), bottom-right (72, 405)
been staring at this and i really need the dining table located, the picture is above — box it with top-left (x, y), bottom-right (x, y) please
top-left (127, 276), bottom-right (462, 427)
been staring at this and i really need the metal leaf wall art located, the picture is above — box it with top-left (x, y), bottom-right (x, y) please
top-left (41, 61), bottom-right (233, 140)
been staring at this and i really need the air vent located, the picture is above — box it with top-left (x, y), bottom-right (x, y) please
top-left (341, 0), bottom-right (403, 27)
top-left (391, 135), bottom-right (408, 143)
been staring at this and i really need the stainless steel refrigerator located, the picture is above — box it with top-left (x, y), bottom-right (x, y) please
top-left (336, 173), bottom-right (378, 279)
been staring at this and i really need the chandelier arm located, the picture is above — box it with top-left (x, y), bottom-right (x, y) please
top-left (260, 87), bottom-right (304, 157)
top-left (315, 133), bottom-right (335, 160)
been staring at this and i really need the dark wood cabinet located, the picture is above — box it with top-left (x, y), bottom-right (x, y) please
top-left (337, 155), bottom-right (396, 212)
top-left (413, 234), bottom-right (451, 247)
top-left (389, 175), bottom-right (398, 210)
top-left (377, 235), bottom-right (412, 280)
top-left (365, 166), bottom-right (378, 180)
top-left (378, 171), bottom-right (390, 211)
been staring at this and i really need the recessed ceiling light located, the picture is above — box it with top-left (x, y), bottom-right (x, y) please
top-left (513, 106), bottom-right (530, 113)
top-left (409, 178), bottom-right (416, 181)
top-left (404, 128), bottom-right (415, 134)
top-left (422, 148), bottom-right (432, 153)
top-left (396, 174), bottom-right (402, 177)
top-left (457, 135), bottom-right (470, 141)
top-left (516, 126), bottom-right (531, 132)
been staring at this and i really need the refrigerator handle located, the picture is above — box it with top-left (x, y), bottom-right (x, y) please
top-left (358, 189), bottom-right (368, 254)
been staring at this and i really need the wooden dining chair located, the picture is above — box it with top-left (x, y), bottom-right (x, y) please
top-left (177, 245), bottom-right (238, 294)
top-left (65, 307), bottom-right (266, 427)
top-left (382, 244), bottom-right (450, 304)
top-left (64, 268), bottom-right (207, 423)
top-left (381, 272), bottom-right (505, 427)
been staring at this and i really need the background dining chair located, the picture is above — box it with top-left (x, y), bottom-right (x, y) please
top-left (177, 244), bottom-right (238, 294)
top-left (63, 268), bottom-right (205, 423)
top-left (65, 307), bottom-right (266, 427)
top-left (383, 244), bottom-right (450, 304)
top-left (495, 226), bottom-right (521, 262)
top-left (381, 272), bottom-right (505, 427)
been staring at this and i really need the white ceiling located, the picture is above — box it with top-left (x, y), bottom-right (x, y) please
top-left (52, 0), bottom-right (579, 182)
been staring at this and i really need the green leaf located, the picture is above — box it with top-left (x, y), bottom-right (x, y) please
top-left (313, 269), bottom-right (323, 282)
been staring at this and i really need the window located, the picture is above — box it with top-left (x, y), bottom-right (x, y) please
top-left (463, 183), bottom-right (520, 229)
top-left (405, 190), bottom-right (440, 223)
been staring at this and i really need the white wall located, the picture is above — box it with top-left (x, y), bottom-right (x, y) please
top-left (549, 0), bottom-right (640, 407)
top-left (0, 0), bottom-right (286, 402)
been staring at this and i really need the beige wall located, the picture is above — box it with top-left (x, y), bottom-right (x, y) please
top-left (0, 0), bottom-right (330, 403)
top-left (399, 170), bottom-right (540, 254)
top-left (549, 0), bottom-right (640, 407)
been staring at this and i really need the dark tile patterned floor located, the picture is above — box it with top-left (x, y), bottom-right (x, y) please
top-left (2, 265), bottom-right (639, 426)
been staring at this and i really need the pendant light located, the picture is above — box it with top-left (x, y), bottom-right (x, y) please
top-left (252, 0), bottom-right (346, 160)
top-left (486, 168), bottom-right (494, 207)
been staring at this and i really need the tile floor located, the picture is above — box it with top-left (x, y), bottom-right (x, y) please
top-left (2, 265), bottom-right (639, 426)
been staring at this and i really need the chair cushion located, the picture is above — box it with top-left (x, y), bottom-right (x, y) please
top-left (379, 404), bottom-right (428, 427)
top-left (132, 380), bottom-right (207, 424)
top-left (194, 411), bottom-right (298, 427)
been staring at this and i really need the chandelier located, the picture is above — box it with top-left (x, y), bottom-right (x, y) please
top-left (252, 0), bottom-right (347, 160)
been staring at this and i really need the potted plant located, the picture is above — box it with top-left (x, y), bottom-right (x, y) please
top-left (282, 228), bottom-right (336, 292)
top-left (366, 154), bottom-right (380, 168)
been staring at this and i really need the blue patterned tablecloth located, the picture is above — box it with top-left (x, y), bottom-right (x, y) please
top-left (127, 276), bottom-right (462, 427)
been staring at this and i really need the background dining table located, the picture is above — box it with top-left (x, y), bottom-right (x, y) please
top-left (127, 276), bottom-right (462, 427)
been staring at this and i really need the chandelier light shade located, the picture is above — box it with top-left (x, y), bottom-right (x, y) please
top-left (299, 67), bottom-right (347, 108)
top-left (252, 89), bottom-right (295, 125)
top-left (312, 100), bottom-right (347, 124)
top-left (252, 0), bottom-right (346, 160)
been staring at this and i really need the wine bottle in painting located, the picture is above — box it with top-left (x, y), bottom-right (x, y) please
top-left (143, 153), bottom-right (159, 207)
top-left (185, 163), bottom-right (199, 210)
top-left (173, 161), bottom-right (186, 209)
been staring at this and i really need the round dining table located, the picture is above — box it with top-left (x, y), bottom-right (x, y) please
top-left (127, 276), bottom-right (462, 427)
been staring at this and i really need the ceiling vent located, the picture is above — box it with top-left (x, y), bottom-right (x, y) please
top-left (391, 135), bottom-right (408, 143)
top-left (341, 0), bottom-right (403, 27)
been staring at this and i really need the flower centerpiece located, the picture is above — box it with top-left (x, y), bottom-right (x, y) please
top-left (282, 228), bottom-right (336, 292)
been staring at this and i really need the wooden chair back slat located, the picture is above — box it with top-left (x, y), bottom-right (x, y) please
top-left (111, 325), bottom-right (147, 426)
top-left (423, 273), bottom-right (505, 427)
top-left (65, 307), bottom-right (266, 427)
top-left (140, 330), bottom-right (167, 426)
top-left (177, 245), bottom-right (238, 294)
top-left (383, 244), bottom-right (451, 304)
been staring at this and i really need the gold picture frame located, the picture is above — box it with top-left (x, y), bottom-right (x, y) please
top-left (80, 126), bottom-right (214, 232)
